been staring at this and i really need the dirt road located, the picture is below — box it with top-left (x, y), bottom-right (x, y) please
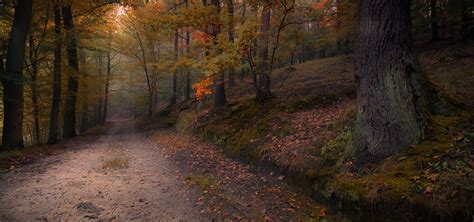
top-left (0, 121), bottom-right (335, 221)
top-left (0, 122), bottom-right (203, 221)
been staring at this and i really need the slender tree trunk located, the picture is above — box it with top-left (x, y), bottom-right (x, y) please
top-left (48, 2), bottom-right (62, 144)
top-left (211, 0), bottom-right (226, 107)
top-left (62, 4), bottom-right (79, 138)
top-left (171, 29), bottom-right (178, 105)
top-left (102, 52), bottom-right (112, 125)
top-left (2, 0), bottom-right (33, 149)
top-left (78, 48), bottom-right (89, 134)
top-left (96, 55), bottom-right (103, 125)
top-left (28, 35), bottom-right (41, 145)
top-left (226, 0), bottom-right (236, 87)
top-left (353, 0), bottom-right (427, 162)
top-left (185, 0), bottom-right (191, 100)
top-left (256, 0), bottom-right (271, 102)
top-left (430, 0), bottom-right (440, 41)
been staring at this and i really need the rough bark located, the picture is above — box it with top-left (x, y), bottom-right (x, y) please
top-left (48, 1), bottom-right (62, 144)
top-left (62, 4), bottom-right (79, 138)
top-left (256, 0), bottom-right (271, 102)
top-left (353, 0), bottom-right (427, 162)
top-left (2, 0), bottom-right (33, 149)
top-left (430, 0), bottom-right (440, 41)
top-left (211, 0), bottom-right (226, 107)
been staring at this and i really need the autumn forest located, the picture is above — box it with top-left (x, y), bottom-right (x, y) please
top-left (0, 0), bottom-right (473, 221)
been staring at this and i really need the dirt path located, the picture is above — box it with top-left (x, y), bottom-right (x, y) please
top-left (0, 121), bottom-right (338, 221)
top-left (0, 122), bottom-right (202, 221)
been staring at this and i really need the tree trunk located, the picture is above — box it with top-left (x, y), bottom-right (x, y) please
top-left (28, 35), bottom-right (41, 145)
top-left (353, 0), bottom-right (427, 162)
top-left (226, 0), bottom-right (236, 88)
top-left (2, 0), bottom-right (33, 149)
top-left (171, 28), bottom-right (178, 105)
top-left (62, 4), bottom-right (79, 138)
top-left (185, 1), bottom-right (191, 101)
top-left (430, 0), bottom-right (440, 41)
top-left (256, 0), bottom-right (271, 102)
top-left (79, 48), bottom-right (88, 134)
top-left (48, 2), bottom-right (62, 144)
top-left (102, 52), bottom-right (112, 125)
top-left (210, 0), bottom-right (226, 107)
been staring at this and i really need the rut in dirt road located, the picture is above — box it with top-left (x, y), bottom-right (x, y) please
top-left (0, 122), bottom-right (203, 221)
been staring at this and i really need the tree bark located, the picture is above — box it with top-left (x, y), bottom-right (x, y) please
top-left (353, 0), bottom-right (427, 162)
top-left (28, 35), bottom-right (41, 145)
top-left (184, 0), bottom-right (191, 100)
top-left (48, 1), bottom-right (62, 144)
top-left (430, 0), bottom-right (440, 41)
top-left (62, 4), bottom-right (80, 138)
top-left (2, 0), bottom-right (33, 149)
top-left (226, 0), bottom-right (236, 88)
top-left (171, 29), bottom-right (178, 105)
top-left (102, 51), bottom-right (112, 125)
top-left (256, 0), bottom-right (271, 102)
top-left (211, 0), bottom-right (226, 107)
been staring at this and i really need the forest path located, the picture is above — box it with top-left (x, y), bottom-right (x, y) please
top-left (0, 121), bottom-right (202, 221)
top-left (0, 120), bottom-right (337, 221)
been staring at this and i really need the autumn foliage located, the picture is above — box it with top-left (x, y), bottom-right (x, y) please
top-left (192, 77), bottom-right (213, 100)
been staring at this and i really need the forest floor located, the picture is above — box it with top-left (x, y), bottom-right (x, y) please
top-left (0, 120), bottom-right (339, 221)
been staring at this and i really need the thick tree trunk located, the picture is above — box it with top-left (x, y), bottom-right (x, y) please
top-left (2, 0), bottom-right (33, 149)
top-left (62, 4), bottom-right (80, 138)
top-left (256, 0), bottom-right (271, 102)
top-left (430, 0), bottom-right (440, 41)
top-left (353, 0), bottom-right (427, 162)
top-left (48, 2), bottom-right (62, 144)
top-left (211, 0), bottom-right (226, 107)
top-left (226, 0), bottom-right (236, 88)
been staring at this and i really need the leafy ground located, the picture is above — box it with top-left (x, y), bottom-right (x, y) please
top-left (0, 121), bottom-right (343, 221)
top-left (156, 41), bottom-right (474, 221)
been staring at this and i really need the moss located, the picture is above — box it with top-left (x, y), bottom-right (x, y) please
top-left (102, 158), bottom-right (129, 170)
top-left (185, 174), bottom-right (219, 191)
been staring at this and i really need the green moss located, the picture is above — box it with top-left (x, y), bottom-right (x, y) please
top-left (102, 158), bottom-right (129, 170)
top-left (185, 174), bottom-right (219, 191)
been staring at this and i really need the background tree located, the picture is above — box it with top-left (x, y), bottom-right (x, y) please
top-left (2, 0), bottom-right (33, 149)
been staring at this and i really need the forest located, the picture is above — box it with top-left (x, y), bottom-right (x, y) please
top-left (0, 0), bottom-right (473, 221)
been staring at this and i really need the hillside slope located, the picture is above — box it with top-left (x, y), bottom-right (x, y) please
top-left (156, 42), bottom-right (474, 221)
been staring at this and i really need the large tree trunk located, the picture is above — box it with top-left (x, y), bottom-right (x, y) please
top-left (211, 0), bottom-right (226, 107)
top-left (430, 0), bottom-right (440, 41)
top-left (2, 0), bottom-right (33, 149)
top-left (353, 0), bottom-right (427, 162)
top-left (48, 2), bottom-right (62, 144)
top-left (79, 48), bottom-right (89, 134)
top-left (62, 4), bottom-right (80, 138)
top-left (256, 0), bottom-right (271, 102)
top-left (226, 0), bottom-right (236, 88)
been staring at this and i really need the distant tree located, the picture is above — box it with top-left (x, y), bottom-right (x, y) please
top-left (353, 0), bottom-right (427, 162)
top-left (2, 0), bottom-right (33, 149)
top-left (48, 1), bottom-right (62, 144)
top-left (62, 3), bottom-right (80, 138)
top-left (210, 0), bottom-right (226, 107)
